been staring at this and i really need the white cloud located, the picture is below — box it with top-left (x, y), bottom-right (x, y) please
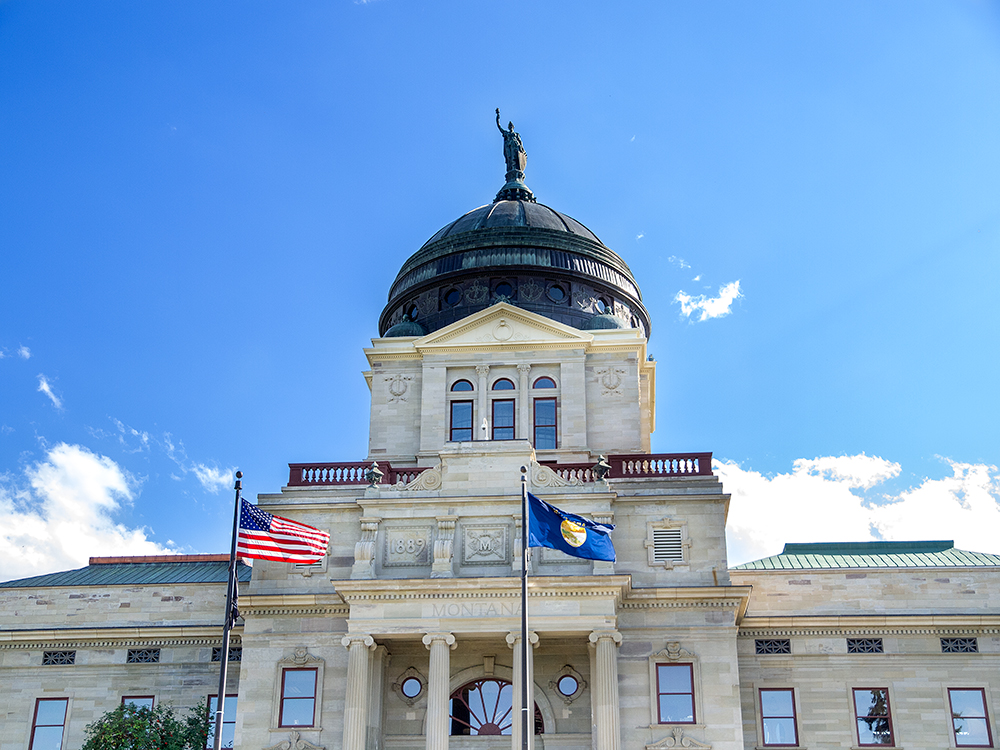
top-left (630, 135), bottom-right (636, 142)
top-left (720, 455), bottom-right (1000, 567)
top-left (36, 375), bottom-right (63, 409)
top-left (0, 443), bottom-right (175, 581)
top-left (18, 346), bottom-right (30, 359)
top-left (636, 233), bottom-right (644, 240)
top-left (667, 255), bottom-right (691, 269)
top-left (674, 280), bottom-right (742, 322)
top-left (692, 274), bottom-right (701, 282)
top-left (192, 464), bottom-right (235, 494)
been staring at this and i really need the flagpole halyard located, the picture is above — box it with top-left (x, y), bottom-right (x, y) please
top-left (520, 465), bottom-right (529, 750)
top-left (213, 470), bottom-right (242, 750)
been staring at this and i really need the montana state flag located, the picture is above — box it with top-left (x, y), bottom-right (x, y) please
top-left (526, 493), bottom-right (616, 562)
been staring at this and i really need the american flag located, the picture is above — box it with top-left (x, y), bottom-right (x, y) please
top-left (236, 500), bottom-right (330, 563)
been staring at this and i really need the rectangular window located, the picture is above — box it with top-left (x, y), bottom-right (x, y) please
top-left (122, 696), bottom-right (155, 709)
top-left (42, 651), bottom-right (75, 665)
top-left (207, 694), bottom-right (238, 749)
top-left (450, 401), bottom-right (473, 441)
top-left (533, 397), bottom-right (557, 449)
top-left (949, 688), bottom-right (993, 747)
top-left (30, 698), bottom-right (68, 750)
top-left (492, 399), bottom-right (515, 440)
top-left (279, 668), bottom-right (317, 727)
top-left (656, 663), bottom-right (695, 724)
top-left (126, 648), bottom-right (160, 663)
top-left (943, 637), bottom-right (979, 653)
top-left (847, 638), bottom-right (884, 654)
top-left (853, 688), bottom-right (894, 746)
top-left (760, 688), bottom-right (798, 747)
top-left (755, 639), bottom-right (791, 655)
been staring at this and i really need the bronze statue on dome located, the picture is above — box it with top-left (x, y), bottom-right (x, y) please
top-left (496, 108), bottom-right (527, 175)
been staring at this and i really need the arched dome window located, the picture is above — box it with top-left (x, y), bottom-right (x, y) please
top-left (451, 380), bottom-right (474, 392)
top-left (492, 379), bottom-right (515, 390)
top-left (533, 377), bottom-right (556, 389)
top-left (449, 678), bottom-right (543, 736)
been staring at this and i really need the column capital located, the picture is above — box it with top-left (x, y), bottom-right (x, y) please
top-left (341, 634), bottom-right (376, 650)
top-left (516, 363), bottom-right (532, 376)
top-left (422, 632), bottom-right (457, 650)
top-left (588, 629), bottom-right (622, 646)
top-left (475, 364), bottom-right (491, 377)
top-left (505, 631), bottom-right (539, 648)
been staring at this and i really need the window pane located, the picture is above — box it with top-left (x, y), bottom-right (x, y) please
top-left (533, 377), bottom-right (556, 388)
top-left (534, 426), bottom-right (556, 448)
top-left (451, 380), bottom-right (473, 392)
top-left (658, 694), bottom-right (694, 723)
top-left (763, 717), bottom-right (797, 745)
top-left (855, 689), bottom-right (889, 716)
top-left (657, 665), bottom-right (692, 692)
top-left (492, 379), bottom-right (515, 390)
top-left (857, 718), bottom-right (893, 745)
top-left (451, 401), bottom-right (473, 441)
top-left (955, 717), bottom-right (991, 746)
top-left (30, 726), bottom-right (64, 750)
top-left (952, 690), bottom-right (988, 718)
top-left (35, 700), bottom-right (68, 725)
top-left (761, 690), bottom-right (794, 717)
top-left (124, 697), bottom-right (154, 709)
top-left (281, 697), bottom-right (315, 726)
top-left (493, 400), bottom-right (514, 440)
top-left (283, 669), bottom-right (316, 697)
top-left (534, 399), bottom-right (555, 424)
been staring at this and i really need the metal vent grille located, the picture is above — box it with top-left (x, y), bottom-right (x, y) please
top-left (847, 638), bottom-right (884, 654)
top-left (755, 639), bottom-right (791, 655)
top-left (42, 650), bottom-right (76, 665)
top-left (126, 648), bottom-right (160, 664)
top-left (653, 528), bottom-right (683, 562)
top-left (212, 647), bottom-right (242, 662)
top-left (941, 637), bottom-right (978, 653)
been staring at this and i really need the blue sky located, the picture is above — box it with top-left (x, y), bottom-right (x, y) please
top-left (2, 1), bottom-right (999, 579)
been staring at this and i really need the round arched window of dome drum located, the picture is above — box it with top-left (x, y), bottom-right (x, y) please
top-left (533, 377), bottom-right (556, 389)
top-left (595, 298), bottom-right (608, 314)
top-left (401, 677), bottom-right (422, 699)
top-left (494, 282), bottom-right (514, 299)
top-left (451, 380), bottom-right (474, 392)
top-left (546, 284), bottom-right (566, 302)
top-left (492, 378), bottom-right (515, 390)
top-left (444, 288), bottom-right (461, 306)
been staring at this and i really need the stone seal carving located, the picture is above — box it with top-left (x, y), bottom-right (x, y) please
top-left (595, 366), bottom-right (626, 396)
top-left (384, 374), bottom-right (412, 403)
top-left (263, 732), bottom-right (325, 750)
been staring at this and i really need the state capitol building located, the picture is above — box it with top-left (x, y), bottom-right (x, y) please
top-left (3, 120), bottom-right (1000, 750)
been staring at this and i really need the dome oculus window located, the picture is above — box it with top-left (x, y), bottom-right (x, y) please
top-left (444, 289), bottom-right (461, 306)
top-left (451, 380), bottom-right (474, 392)
top-left (546, 284), bottom-right (566, 302)
top-left (494, 282), bottom-right (514, 298)
top-left (533, 377), bottom-right (556, 389)
top-left (492, 378), bottom-right (515, 391)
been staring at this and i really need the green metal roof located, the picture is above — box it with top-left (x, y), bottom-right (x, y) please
top-left (0, 560), bottom-right (252, 588)
top-left (732, 540), bottom-right (1000, 570)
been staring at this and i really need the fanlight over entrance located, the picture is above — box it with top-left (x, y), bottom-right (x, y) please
top-left (449, 678), bottom-right (544, 736)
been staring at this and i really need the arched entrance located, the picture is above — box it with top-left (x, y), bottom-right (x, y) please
top-left (449, 678), bottom-right (544, 736)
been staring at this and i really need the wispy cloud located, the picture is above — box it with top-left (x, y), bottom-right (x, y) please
top-left (18, 346), bottom-right (30, 360)
top-left (636, 233), bottom-right (644, 241)
top-left (0, 443), bottom-right (175, 581)
top-left (692, 274), bottom-right (701, 282)
top-left (720, 455), bottom-right (1000, 566)
top-left (36, 375), bottom-right (63, 409)
top-left (192, 464), bottom-right (234, 494)
top-left (667, 255), bottom-right (691, 269)
top-left (674, 280), bottom-right (742, 322)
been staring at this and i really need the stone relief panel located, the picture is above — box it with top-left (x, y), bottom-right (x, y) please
top-left (383, 527), bottom-right (432, 567)
top-left (383, 374), bottom-right (413, 403)
top-left (462, 524), bottom-right (509, 565)
top-left (594, 366), bottom-right (627, 397)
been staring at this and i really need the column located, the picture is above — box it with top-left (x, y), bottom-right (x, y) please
top-left (341, 634), bottom-right (376, 750)
top-left (506, 631), bottom-right (538, 750)
top-left (368, 644), bottom-right (390, 750)
top-left (589, 630), bottom-right (622, 750)
top-left (423, 632), bottom-right (457, 750)
top-left (517, 363), bottom-right (531, 440)
top-left (476, 365), bottom-right (490, 438)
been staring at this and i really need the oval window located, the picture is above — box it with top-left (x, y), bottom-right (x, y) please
top-left (533, 377), bottom-right (556, 389)
top-left (401, 677), bottom-right (422, 698)
top-left (451, 380), bottom-right (474, 392)
top-left (495, 282), bottom-right (514, 298)
top-left (444, 289), bottom-right (461, 306)
top-left (556, 675), bottom-right (578, 697)
top-left (547, 285), bottom-right (565, 302)
top-left (407, 304), bottom-right (420, 320)
top-left (492, 378), bottom-right (515, 391)
top-left (595, 298), bottom-right (608, 314)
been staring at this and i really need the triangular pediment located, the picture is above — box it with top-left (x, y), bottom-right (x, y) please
top-left (415, 303), bottom-right (593, 351)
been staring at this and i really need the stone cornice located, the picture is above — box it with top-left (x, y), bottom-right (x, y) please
top-left (239, 593), bottom-right (349, 618)
top-left (0, 625), bottom-right (242, 650)
top-left (333, 575), bottom-right (631, 604)
top-left (622, 585), bottom-right (752, 622)
top-left (740, 614), bottom-right (1000, 637)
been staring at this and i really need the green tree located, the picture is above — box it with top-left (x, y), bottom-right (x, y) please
top-left (80, 702), bottom-right (211, 750)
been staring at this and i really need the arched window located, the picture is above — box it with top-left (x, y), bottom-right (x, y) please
top-left (533, 377), bottom-right (556, 389)
top-left (449, 678), bottom-right (543, 736)
top-left (492, 378), bottom-right (515, 390)
top-left (451, 380), bottom-right (474, 392)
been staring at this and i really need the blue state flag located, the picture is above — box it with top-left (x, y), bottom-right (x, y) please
top-left (527, 493), bottom-right (616, 562)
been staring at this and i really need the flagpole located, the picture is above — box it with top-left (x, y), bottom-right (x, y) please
top-left (520, 465), bottom-right (529, 750)
top-left (213, 470), bottom-right (242, 750)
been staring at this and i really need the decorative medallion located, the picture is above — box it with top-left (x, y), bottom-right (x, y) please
top-left (465, 280), bottom-right (489, 305)
top-left (492, 318), bottom-right (513, 341)
top-left (384, 374), bottom-right (413, 403)
top-left (462, 525), bottom-right (508, 565)
top-left (645, 726), bottom-right (712, 749)
top-left (519, 278), bottom-right (543, 302)
top-left (416, 293), bottom-right (437, 317)
top-left (595, 366), bottom-right (626, 396)
top-left (263, 732), bottom-right (325, 750)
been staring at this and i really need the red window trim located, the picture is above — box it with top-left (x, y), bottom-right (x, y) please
top-left (948, 687), bottom-right (994, 748)
top-left (491, 398), bottom-right (515, 440)
top-left (449, 400), bottom-right (474, 442)
top-left (491, 378), bottom-right (516, 391)
top-left (29, 697), bottom-right (68, 750)
top-left (532, 376), bottom-right (557, 389)
top-left (533, 397), bottom-right (558, 449)
top-left (121, 695), bottom-right (155, 708)
top-left (450, 379), bottom-right (474, 392)
top-left (278, 668), bottom-right (317, 728)
top-left (759, 688), bottom-right (798, 747)
top-left (655, 662), bottom-right (696, 724)
top-left (852, 687), bottom-right (894, 747)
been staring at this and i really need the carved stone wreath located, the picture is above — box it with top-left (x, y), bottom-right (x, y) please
top-left (384, 374), bottom-right (413, 403)
top-left (594, 366), bottom-right (626, 396)
top-left (465, 281), bottom-right (489, 305)
top-left (645, 726), bottom-right (711, 749)
top-left (519, 278), bottom-right (544, 302)
top-left (263, 732), bottom-right (325, 750)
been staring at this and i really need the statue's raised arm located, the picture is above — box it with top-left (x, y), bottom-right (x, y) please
top-left (495, 108), bottom-right (505, 135)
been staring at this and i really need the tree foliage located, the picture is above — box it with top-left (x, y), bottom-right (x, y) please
top-left (81, 702), bottom-right (211, 750)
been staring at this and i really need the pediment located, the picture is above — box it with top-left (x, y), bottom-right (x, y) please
top-left (415, 303), bottom-right (593, 350)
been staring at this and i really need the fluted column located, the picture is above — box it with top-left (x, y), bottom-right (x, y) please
top-left (516, 364), bottom-right (531, 440)
top-left (341, 634), bottom-right (376, 750)
top-left (423, 632), bottom-right (457, 750)
top-left (476, 365), bottom-right (490, 439)
top-left (589, 630), bottom-right (622, 750)
top-left (506, 631), bottom-right (539, 750)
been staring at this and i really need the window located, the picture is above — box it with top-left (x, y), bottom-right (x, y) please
top-left (848, 638), bottom-right (884, 654)
top-left (492, 399), bottom-right (515, 440)
top-left (656, 663), bottom-right (695, 724)
top-left (943, 637), bottom-right (979, 653)
top-left (533, 397), bottom-right (557, 449)
top-left (760, 689), bottom-right (798, 747)
top-left (533, 376), bottom-right (556, 389)
top-left (450, 401), bottom-right (473, 441)
top-left (853, 688), bottom-right (893, 746)
top-left (449, 678), bottom-right (542, 736)
top-left (30, 698), bottom-right (68, 750)
top-left (279, 668), bottom-right (317, 727)
top-left (755, 639), bottom-right (791, 655)
top-left (208, 694), bottom-right (238, 749)
top-left (444, 288), bottom-right (461, 306)
top-left (546, 285), bottom-right (565, 302)
top-left (494, 281), bottom-right (514, 299)
top-left (950, 689), bottom-right (993, 747)
top-left (42, 651), bottom-right (75, 665)
top-left (401, 677), bottom-right (422, 699)
top-left (212, 647), bottom-right (242, 662)
top-left (122, 696), bottom-right (155, 709)
top-left (126, 648), bottom-right (160, 663)
top-left (492, 378), bottom-right (515, 390)
top-left (451, 379), bottom-right (474, 392)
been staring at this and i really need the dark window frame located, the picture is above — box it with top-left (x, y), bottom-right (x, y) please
top-left (278, 667), bottom-right (318, 728)
top-left (450, 400), bottom-right (474, 442)
top-left (29, 697), bottom-right (68, 750)
top-left (491, 378), bottom-right (516, 391)
top-left (450, 379), bottom-right (474, 392)
top-left (949, 687), bottom-right (994, 748)
top-left (121, 695), bottom-right (155, 709)
top-left (655, 662), bottom-right (696, 724)
top-left (207, 693), bottom-right (239, 749)
top-left (533, 397), bottom-right (558, 449)
top-left (759, 688), bottom-right (798, 747)
top-left (491, 398), bottom-right (515, 440)
top-left (852, 687), bottom-right (894, 747)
